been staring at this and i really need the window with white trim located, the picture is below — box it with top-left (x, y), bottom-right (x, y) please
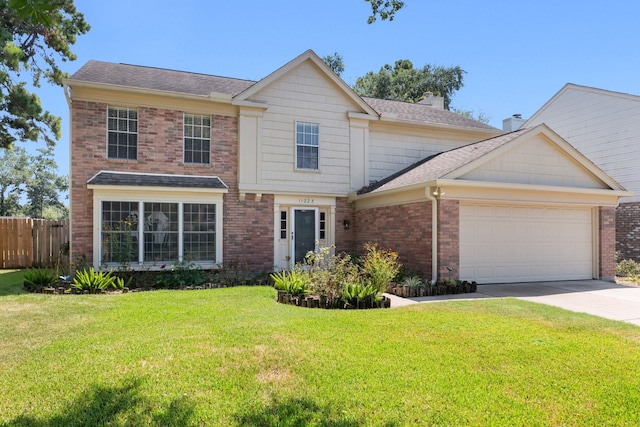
top-left (296, 122), bottom-right (319, 170)
top-left (184, 114), bottom-right (211, 164)
top-left (101, 201), bottom-right (217, 265)
top-left (107, 106), bottom-right (138, 160)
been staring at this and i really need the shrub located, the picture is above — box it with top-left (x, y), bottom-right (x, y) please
top-left (616, 259), bottom-right (640, 278)
top-left (270, 269), bottom-right (311, 296)
top-left (361, 243), bottom-right (401, 293)
top-left (340, 281), bottom-right (382, 308)
top-left (155, 261), bottom-right (207, 289)
top-left (23, 269), bottom-right (59, 291)
top-left (306, 249), bottom-right (359, 302)
top-left (71, 268), bottom-right (118, 293)
top-left (402, 276), bottom-right (422, 288)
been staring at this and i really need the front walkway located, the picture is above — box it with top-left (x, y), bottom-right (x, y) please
top-left (384, 280), bottom-right (640, 326)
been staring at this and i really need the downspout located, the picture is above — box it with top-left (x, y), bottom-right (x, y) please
top-left (425, 186), bottom-right (439, 284)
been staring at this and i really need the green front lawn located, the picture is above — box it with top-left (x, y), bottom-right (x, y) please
top-left (1, 270), bottom-right (640, 426)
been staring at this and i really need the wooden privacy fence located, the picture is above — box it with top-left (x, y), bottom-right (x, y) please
top-left (0, 217), bottom-right (69, 269)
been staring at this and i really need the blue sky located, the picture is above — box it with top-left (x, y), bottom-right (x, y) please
top-left (27, 0), bottom-right (640, 182)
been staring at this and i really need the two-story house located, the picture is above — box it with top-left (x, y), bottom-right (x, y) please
top-left (65, 50), bottom-right (628, 284)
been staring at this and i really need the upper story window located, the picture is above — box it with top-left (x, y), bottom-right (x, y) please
top-left (107, 106), bottom-right (138, 160)
top-left (184, 114), bottom-right (211, 164)
top-left (296, 122), bottom-right (319, 170)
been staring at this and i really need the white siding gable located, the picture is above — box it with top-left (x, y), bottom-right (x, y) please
top-left (243, 60), bottom-right (365, 195)
top-left (369, 127), bottom-right (489, 184)
top-left (527, 85), bottom-right (640, 201)
top-left (459, 134), bottom-right (609, 189)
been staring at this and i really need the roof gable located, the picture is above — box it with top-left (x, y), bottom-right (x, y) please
top-left (456, 129), bottom-right (610, 189)
top-left (525, 83), bottom-right (640, 128)
top-left (360, 124), bottom-right (625, 195)
top-left (232, 49), bottom-right (378, 116)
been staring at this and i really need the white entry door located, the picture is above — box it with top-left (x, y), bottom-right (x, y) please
top-left (291, 208), bottom-right (318, 265)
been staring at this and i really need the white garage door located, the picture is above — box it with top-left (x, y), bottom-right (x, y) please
top-left (459, 203), bottom-right (594, 283)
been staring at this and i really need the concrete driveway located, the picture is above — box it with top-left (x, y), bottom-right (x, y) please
top-left (385, 280), bottom-right (640, 326)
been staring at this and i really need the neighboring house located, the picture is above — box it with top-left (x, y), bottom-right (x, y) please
top-left (64, 51), bottom-right (629, 284)
top-left (524, 84), bottom-right (640, 262)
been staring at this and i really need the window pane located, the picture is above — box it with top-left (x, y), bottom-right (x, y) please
top-left (184, 203), bottom-right (216, 261)
top-left (144, 203), bottom-right (178, 263)
top-left (183, 114), bottom-right (211, 164)
top-left (101, 201), bottom-right (139, 263)
top-left (108, 106), bottom-right (138, 160)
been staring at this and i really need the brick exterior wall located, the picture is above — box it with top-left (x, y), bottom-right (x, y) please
top-left (616, 202), bottom-right (640, 262)
top-left (223, 192), bottom-right (274, 272)
top-left (356, 201), bottom-right (432, 277)
top-left (70, 101), bottom-right (273, 272)
top-left (437, 199), bottom-right (459, 281)
top-left (599, 206), bottom-right (616, 281)
top-left (334, 197), bottom-right (356, 255)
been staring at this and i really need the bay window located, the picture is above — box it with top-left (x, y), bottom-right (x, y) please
top-left (101, 200), bottom-right (219, 267)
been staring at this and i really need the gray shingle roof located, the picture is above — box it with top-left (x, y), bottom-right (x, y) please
top-left (363, 97), bottom-right (496, 131)
top-left (87, 171), bottom-right (228, 189)
top-left (69, 60), bottom-right (256, 97)
top-left (68, 59), bottom-right (497, 131)
top-left (359, 129), bottom-right (526, 194)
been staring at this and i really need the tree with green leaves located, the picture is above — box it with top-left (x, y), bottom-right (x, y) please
top-left (23, 145), bottom-right (68, 219)
top-left (1, 0), bottom-right (90, 149)
top-left (0, 144), bottom-right (29, 216)
top-left (322, 52), bottom-right (345, 76)
top-left (366, 0), bottom-right (405, 23)
top-left (352, 59), bottom-right (465, 109)
top-left (452, 107), bottom-right (491, 124)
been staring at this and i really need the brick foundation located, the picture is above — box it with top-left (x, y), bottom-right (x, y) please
top-left (616, 202), bottom-right (640, 262)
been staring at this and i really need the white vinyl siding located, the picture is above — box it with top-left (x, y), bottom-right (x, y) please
top-left (249, 61), bottom-right (355, 192)
top-left (527, 86), bottom-right (640, 202)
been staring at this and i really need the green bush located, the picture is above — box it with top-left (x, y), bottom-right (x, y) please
top-left (340, 281), bottom-right (382, 308)
top-left (361, 243), bottom-right (401, 293)
top-left (402, 276), bottom-right (422, 288)
top-left (71, 268), bottom-right (118, 293)
top-left (616, 259), bottom-right (640, 278)
top-left (23, 269), bottom-right (59, 289)
top-left (154, 261), bottom-right (207, 289)
top-left (270, 269), bottom-right (310, 296)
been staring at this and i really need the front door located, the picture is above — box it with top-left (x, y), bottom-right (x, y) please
top-left (292, 208), bottom-right (317, 264)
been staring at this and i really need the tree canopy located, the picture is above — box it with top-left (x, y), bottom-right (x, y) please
top-left (322, 52), bottom-right (345, 76)
top-left (366, 0), bottom-right (405, 23)
top-left (352, 59), bottom-right (465, 109)
top-left (0, 144), bottom-right (67, 218)
top-left (0, 0), bottom-right (89, 149)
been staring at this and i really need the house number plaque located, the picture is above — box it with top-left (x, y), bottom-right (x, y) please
top-left (298, 198), bottom-right (314, 204)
